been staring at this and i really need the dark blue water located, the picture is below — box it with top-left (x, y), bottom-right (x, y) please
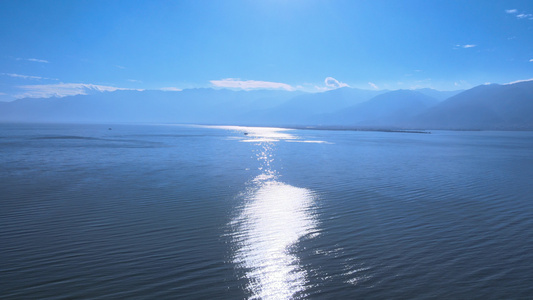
top-left (1, 123), bottom-right (532, 299)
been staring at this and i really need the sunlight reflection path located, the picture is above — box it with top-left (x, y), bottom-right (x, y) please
top-left (226, 126), bottom-right (319, 300)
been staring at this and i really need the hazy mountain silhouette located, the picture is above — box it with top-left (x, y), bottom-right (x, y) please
top-left (411, 80), bottom-right (533, 130)
top-left (316, 90), bottom-right (439, 127)
top-left (1, 81), bottom-right (532, 130)
top-left (414, 88), bottom-right (463, 101)
top-left (241, 87), bottom-right (384, 125)
top-left (0, 89), bottom-right (299, 124)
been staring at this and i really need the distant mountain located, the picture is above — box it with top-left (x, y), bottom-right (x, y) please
top-left (317, 90), bottom-right (438, 127)
top-left (411, 80), bottom-right (533, 130)
top-left (414, 88), bottom-right (463, 101)
top-left (0, 88), bottom-right (299, 124)
top-left (242, 87), bottom-right (384, 125)
top-left (1, 82), bottom-right (532, 130)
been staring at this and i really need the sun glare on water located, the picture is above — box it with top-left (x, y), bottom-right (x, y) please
top-left (225, 126), bottom-right (320, 299)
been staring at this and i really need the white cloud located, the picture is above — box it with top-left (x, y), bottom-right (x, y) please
top-left (368, 82), bottom-right (378, 89)
top-left (115, 65), bottom-right (126, 69)
top-left (160, 87), bottom-right (182, 91)
top-left (506, 9), bottom-right (533, 19)
top-left (14, 83), bottom-right (142, 99)
top-left (529, 59), bottom-right (533, 62)
top-left (127, 79), bottom-right (142, 83)
top-left (324, 77), bottom-right (349, 89)
top-left (16, 57), bottom-right (49, 63)
top-left (210, 78), bottom-right (295, 91)
top-left (516, 13), bottom-right (533, 18)
top-left (312, 77), bottom-right (350, 92)
top-left (454, 44), bottom-right (476, 49)
top-left (505, 78), bottom-right (533, 85)
top-left (1, 73), bottom-right (57, 80)
top-left (27, 58), bottom-right (49, 63)
top-left (454, 80), bottom-right (470, 87)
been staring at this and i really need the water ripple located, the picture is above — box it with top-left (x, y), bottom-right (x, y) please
top-left (227, 126), bottom-right (321, 299)
top-left (231, 180), bottom-right (318, 299)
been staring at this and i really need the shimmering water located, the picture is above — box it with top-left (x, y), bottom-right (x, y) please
top-left (1, 123), bottom-right (532, 299)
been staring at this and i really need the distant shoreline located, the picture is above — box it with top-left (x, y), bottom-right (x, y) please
top-left (197, 123), bottom-right (432, 134)
top-left (4, 121), bottom-right (532, 132)
top-left (285, 126), bottom-right (432, 134)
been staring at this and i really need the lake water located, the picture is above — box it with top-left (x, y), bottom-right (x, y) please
top-left (1, 123), bottom-right (532, 299)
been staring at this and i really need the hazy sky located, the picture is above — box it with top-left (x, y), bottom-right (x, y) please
top-left (1, 0), bottom-right (532, 100)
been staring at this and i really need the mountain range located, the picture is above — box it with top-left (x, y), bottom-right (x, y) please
top-left (1, 80), bottom-right (532, 130)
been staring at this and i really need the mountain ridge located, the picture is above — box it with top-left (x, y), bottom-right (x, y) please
top-left (1, 82), bottom-right (531, 130)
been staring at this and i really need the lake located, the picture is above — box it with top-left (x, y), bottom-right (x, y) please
top-left (1, 123), bottom-right (532, 299)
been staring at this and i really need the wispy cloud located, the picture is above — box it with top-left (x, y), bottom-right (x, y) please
top-left (529, 59), bottom-right (533, 62)
top-left (15, 83), bottom-right (141, 99)
top-left (454, 80), bottom-right (468, 87)
top-left (160, 87), bottom-right (182, 91)
top-left (210, 78), bottom-right (295, 91)
top-left (28, 58), bottom-right (49, 63)
top-left (506, 8), bottom-right (533, 20)
top-left (455, 44), bottom-right (476, 49)
top-left (16, 57), bottom-right (49, 63)
top-left (127, 79), bottom-right (142, 83)
top-left (368, 82), bottom-right (379, 90)
top-left (1, 73), bottom-right (57, 81)
top-left (115, 65), bottom-right (126, 69)
top-left (324, 77), bottom-right (349, 89)
top-left (313, 77), bottom-right (350, 92)
top-left (516, 13), bottom-right (533, 19)
top-left (505, 78), bottom-right (533, 85)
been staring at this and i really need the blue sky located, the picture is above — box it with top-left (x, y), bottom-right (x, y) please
top-left (1, 0), bottom-right (532, 100)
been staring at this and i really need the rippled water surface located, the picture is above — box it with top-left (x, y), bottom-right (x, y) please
top-left (1, 123), bottom-right (533, 299)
